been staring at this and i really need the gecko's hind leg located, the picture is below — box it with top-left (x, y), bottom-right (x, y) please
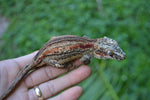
top-left (43, 57), bottom-right (76, 71)
top-left (43, 57), bottom-right (82, 72)
top-left (63, 60), bottom-right (79, 72)
top-left (43, 57), bottom-right (65, 68)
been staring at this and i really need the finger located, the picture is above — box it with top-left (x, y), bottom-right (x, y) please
top-left (0, 51), bottom-right (38, 83)
top-left (13, 51), bottom-right (38, 68)
top-left (25, 66), bottom-right (67, 88)
top-left (24, 59), bottom-right (83, 88)
top-left (0, 51), bottom-right (37, 72)
top-left (28, 65), bottom-right (91, 99)
top-left (49, 86), bottom-right (83, 100)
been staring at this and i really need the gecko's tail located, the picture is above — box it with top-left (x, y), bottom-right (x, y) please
top-left (0, 64), bottom-right (35, 100)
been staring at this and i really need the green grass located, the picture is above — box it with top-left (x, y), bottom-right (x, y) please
top-left (0, 0), bottom-right (150, 100)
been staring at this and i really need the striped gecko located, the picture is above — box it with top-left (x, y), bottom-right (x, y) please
top-left (0, 35), bottom-right (126, 99)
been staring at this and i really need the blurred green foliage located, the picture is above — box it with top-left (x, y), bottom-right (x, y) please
top-left (0, 0), bottom-right (150, 100)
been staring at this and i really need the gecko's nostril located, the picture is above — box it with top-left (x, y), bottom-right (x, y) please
top-left (120, 54), bottom-right (126, 60)
top-left (124, 54), bottom-right (126, 59)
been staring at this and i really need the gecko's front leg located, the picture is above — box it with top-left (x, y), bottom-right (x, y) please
top-left (80, 54), bottom-right (92, 65)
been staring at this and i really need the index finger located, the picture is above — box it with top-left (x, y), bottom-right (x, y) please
top-left (24, 59), bottom-right (83, 88)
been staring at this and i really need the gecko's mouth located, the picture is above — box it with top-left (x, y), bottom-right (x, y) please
top-left (113, 53), bottom-right (126, 60)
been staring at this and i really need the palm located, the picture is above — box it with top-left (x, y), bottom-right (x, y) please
top-left (0, 52), bottom-right (91, 100)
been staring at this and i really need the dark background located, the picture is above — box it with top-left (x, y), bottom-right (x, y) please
top-left (0, 0), bottom-right (150, 100)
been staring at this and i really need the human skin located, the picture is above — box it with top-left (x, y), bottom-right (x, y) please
top-left (0, 51), bottom-right (92, 100)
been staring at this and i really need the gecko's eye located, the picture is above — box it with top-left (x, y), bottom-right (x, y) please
top-left (106, 50), bottom-right (114, 56)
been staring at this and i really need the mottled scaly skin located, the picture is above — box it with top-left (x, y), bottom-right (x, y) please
top-left (0, 35), bottom-right (126, 100)
top-left (34, 35), bottom-right (97, 68)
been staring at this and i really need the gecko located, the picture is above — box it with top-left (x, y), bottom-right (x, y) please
top-left (0, 35), bottom-right (126, 100)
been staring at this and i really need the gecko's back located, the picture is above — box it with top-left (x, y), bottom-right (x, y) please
top-left (34, 35), bottom-right (97, 65)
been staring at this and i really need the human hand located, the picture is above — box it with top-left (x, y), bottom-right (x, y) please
top-left (0, 52), bottom-right (92, 100)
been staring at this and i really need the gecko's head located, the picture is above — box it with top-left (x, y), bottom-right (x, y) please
top-left (94, 36), bottom-right (126, 60)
